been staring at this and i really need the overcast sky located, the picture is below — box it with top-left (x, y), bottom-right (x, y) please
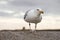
top-left (0, 0), bottom-right (60, 30)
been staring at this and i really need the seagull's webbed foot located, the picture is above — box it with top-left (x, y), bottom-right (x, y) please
top-left (29, 29), bottom-right (37, 33)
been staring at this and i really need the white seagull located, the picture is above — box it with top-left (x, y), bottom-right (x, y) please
top-left (24, 8), bottom-right (44, 31)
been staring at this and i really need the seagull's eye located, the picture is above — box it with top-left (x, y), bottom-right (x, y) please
top-left (37, 9), bottom-right (39, 11)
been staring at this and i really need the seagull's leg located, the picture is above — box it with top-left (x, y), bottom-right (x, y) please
top-left (29, 23), bottom-right (32, 32)
top-left (29, 23), bottom-right (31, 30)
top-left (35, 23), bottom-right (37, 31)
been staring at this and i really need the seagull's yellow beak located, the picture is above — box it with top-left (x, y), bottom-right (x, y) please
top-left (39, 10), bottom-right (44, 14)
top-left (37, 9), bottom-right (44, 14)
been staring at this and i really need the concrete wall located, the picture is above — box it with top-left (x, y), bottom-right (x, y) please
top-left (0, 30), bottom-right (60, 40)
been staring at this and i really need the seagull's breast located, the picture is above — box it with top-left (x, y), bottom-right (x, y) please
top-left (25, 11), bottom-right (42, 23)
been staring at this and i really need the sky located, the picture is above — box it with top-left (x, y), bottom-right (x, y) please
top-left (0, 0), bottom-right (60, 30)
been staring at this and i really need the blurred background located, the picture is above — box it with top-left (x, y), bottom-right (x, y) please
top-left (0, 0), bottom-right (60, 30)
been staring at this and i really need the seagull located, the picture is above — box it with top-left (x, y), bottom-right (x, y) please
top-left (24, 8), bottom-right (44, 31)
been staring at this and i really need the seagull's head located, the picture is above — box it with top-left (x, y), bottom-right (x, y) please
top-left (36, 9), bottom-right (44, 14)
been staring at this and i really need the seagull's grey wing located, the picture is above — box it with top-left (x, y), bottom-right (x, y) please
top-left (24, 10), bottom-right (31, 19)
top-left (24, 13), bottom-right (27, 19)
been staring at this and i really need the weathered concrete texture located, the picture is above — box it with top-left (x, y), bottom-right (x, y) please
top-left (0, 30), bottom-right (60, 40)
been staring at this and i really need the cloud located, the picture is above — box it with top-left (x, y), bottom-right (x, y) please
top-left (0, 9), bottom-right (15, 17)
top-left (13, 11), bottom-right (25, 18)
top-left (0, 9), bottom-right (14, 14)
top-left (0, 9), bottom-right (25, 18)
top-left (0, 0), bottom-right (8, 5)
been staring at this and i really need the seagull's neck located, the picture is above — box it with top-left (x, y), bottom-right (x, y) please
top-left (37, 13), bottom-right (41, 17)
top-left (34, 10), bottom-right (41, 17)
top-left (35, 12), bottom-right (41, 18)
